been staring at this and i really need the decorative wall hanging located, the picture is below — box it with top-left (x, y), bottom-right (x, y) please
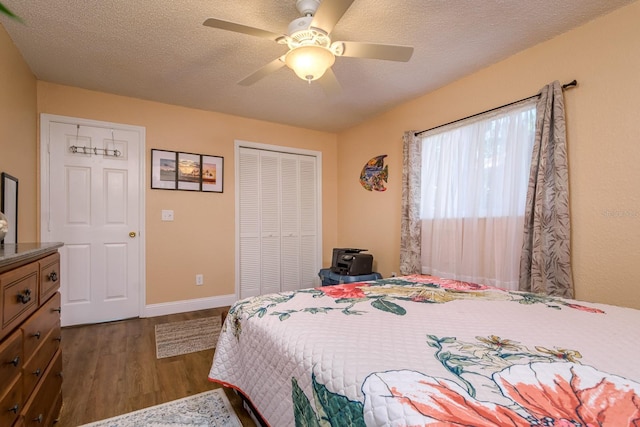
top-left (151, 149), bottom-right (224, 193)
top-left (151, 149), bottom-right (178, 190)
top-left (359, 155), bottom-right (388, 191)
top-left (1, 172), bottom-right (18, 244)
top-left (201, 155), bottom-right (224, 193)
top-left (177, 152), bottom-right (201, 191)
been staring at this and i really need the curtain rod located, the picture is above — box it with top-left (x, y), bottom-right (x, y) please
top-left (414, 80), bottom-right (577, 136)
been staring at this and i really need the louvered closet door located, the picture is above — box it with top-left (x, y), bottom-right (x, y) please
top-left (299, 156), bottom-right (318, 288)
top-left (238, 147), bottom-right (319, 298)
top-left (280, 154), bottom-right (300, 292)
top-left (260, 151), bottom-right (282, 295)
top-left (238, 149), bottom-right (261, 298)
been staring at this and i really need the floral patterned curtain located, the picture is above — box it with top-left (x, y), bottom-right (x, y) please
top-left (519, 81), bottom-right (574, 297)
top-left (399, 131), bottom-right (422, 275)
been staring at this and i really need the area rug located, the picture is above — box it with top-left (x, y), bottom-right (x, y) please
top-left (155, 316), bottom-right (221, 359)
top-left (79, 389), bottom-right (242, 427)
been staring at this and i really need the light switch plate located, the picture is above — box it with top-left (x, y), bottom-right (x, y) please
top-left (161, 210), bottom-right (174, 221)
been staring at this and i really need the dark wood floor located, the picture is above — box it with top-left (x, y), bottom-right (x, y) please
top-left (57, 307), bottom-right (257, 426)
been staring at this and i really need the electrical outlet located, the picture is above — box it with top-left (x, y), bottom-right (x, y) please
top-left (195, 274), bottom-right (203, 286)
top-left (391, 272), bottom-right (397, 277)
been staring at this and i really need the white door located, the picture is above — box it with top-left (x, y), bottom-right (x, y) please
top-left (237, 145), bottom-right (320, 299)
top-left (41, 116), bottom-right (145, 326)
top-left (280, 154), bottom-right (300, 292)
top-left (259, 151), bottom-right (282, 296)
top-left (281, 153), bottom-right (319, 291)
top-left (297, 155), bottom-right (319, 289)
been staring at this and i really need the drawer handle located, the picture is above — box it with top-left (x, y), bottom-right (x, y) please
top-left (9, 356), bottom-right (19, 367)
top-left (53, 307), bottom-right (62, 313)
top-left (48, 271), bottom-right (58, 282)
top-left (8, 404), bottom-right (19, 414)
top-left (55, 336), bottom-right (62, 342)
top-left (33, 414), bottom-right (43, 423)
top-left (17, 289), bottom-right (32, 304)
top-left (33, 368), bottom-right (41, 377)
top-left (33, 331), bottom-right (41, 339)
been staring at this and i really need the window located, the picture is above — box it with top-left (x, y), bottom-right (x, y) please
top-left (418, 101), bottom-right (536, 289)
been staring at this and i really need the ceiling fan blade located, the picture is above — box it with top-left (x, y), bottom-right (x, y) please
top-left (238, 57), bottom-right (286, 86)
top-left (310, 0), bottom-right (355, 35)
top-left (337, 41), bottom-right (414, 62)
top-left (203, 18), bottom-right (283, 42)
top-left (318, 68), bottom-right (342, 97)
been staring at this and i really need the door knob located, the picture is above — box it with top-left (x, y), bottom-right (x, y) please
top-left (129, 232), bottom-right (136, 238)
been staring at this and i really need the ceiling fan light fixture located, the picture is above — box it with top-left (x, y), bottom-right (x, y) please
top-left (285, 45), bottom-right (335, 82)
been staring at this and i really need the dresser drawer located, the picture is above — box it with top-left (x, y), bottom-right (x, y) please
top-left (22, 293), bottom-right (61, 361)
top-left (0, 328), bottom-right (23, 387)
top-left (1, 263), bottom-right (39, 341)
top-left (21, 349), bottom-right (62, 427)
top-left (0, 374), bottom-right (22, 427)
top-left (22, 327), bottom-right (61, 401)
top-left (38, 253), bottom-right (60, 306)
top-left (49, 391), bottom-right (62, 426)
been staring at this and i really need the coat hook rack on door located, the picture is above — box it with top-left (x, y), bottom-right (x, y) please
top-left (68, 125), bottom-right (122, 157)
top-left (68, 145), bottom-right (122, 157)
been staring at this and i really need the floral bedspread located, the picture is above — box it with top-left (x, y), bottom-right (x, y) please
top-left (209, 275), bottom-right (640, 426)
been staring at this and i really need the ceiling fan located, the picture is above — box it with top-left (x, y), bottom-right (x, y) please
top-left (203, 0), bottom-right (414, 95)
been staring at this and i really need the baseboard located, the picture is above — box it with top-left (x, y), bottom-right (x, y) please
top-left (143, 294), bottom-right (237, 318)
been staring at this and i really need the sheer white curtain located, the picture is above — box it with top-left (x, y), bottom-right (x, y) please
top-left (420, 101), bottom-right (536, 290)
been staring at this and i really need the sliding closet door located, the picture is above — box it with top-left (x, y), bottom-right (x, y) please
top-left (238, 146), bottom-right (320, 299)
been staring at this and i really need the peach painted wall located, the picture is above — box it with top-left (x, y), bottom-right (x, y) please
top-left (36, 82), bottom-right (338, 305)
top-left (336, 1), bottom-right (640, 309)
top-left (0, 25), bottom-right (38, 242)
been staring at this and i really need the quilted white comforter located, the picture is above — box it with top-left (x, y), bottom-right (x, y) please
top-left (209, 275), bottom-right (640, 426)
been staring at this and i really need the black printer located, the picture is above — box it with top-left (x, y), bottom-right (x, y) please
top-left (330, 248), bottom-right (374, 276)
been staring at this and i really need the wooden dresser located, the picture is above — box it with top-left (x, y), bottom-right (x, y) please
top-left (0, 243), bottom-right (63, 427)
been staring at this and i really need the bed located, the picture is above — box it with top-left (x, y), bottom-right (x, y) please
top-left (208, 274), bottom-right (640, 426)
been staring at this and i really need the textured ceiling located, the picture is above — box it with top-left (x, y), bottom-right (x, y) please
top-left (1, 0), bottom-right (634, 132)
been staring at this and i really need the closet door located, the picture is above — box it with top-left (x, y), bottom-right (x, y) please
top-left (260, 151), bottom-right (282, 295)
top-left (238, 146), bottom-right (319, 298)
top-left (299, 156), bottom-right (318, 288)
top-left (280, 154), bottom-right (301, 292)
top-left (238, 149), bottom-right (261, 298)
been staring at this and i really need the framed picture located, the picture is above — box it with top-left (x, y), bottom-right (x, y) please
top-left (177, 152), bottom-right (201, 191)
top-left (1, 173), bottom-right (18, 244)
top-left (151, 149), bottom-right (178, 190)
top-left (201, 155), bottom-right (224, 193)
